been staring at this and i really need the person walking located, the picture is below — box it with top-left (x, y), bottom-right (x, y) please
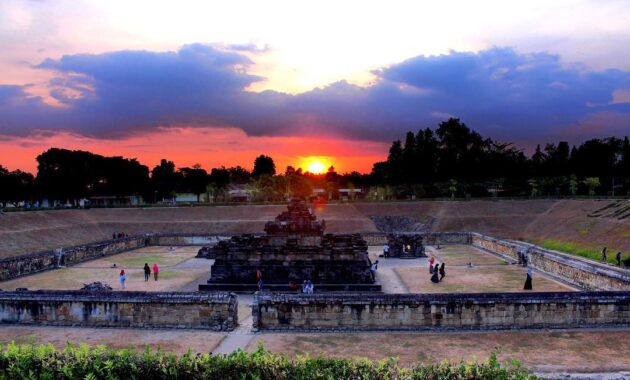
top-left (524, 268), bottom-right (533, 290)
top-left (370, 260), bottom-right (379, 276)
top-left (616, 251), bottom-right (622, 266)
top-left (601, 247), bottom-right (608, 262)
top-left (119, 269), bottom-right (128, 289)
top-left (439, 262), bottom-right (446, 281)
top-left (430, 264), bottom-right (440, 283)
top-left (152, 263), bottom-right (159, 281)
top-left (143, 263), bottom-right (151, 282)
top-left (428, 256), bottom-right (435, 274)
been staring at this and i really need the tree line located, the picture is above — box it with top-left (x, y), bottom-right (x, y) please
top-left (0, 118), bottom-right (629, 207)
top-left (371, 118), bottom-right (629, 198)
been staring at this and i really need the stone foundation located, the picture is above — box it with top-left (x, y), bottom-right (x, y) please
top-left (252, 291), bottom-right (630, 331)
top-left (0, 290), bottom-right (237, 330)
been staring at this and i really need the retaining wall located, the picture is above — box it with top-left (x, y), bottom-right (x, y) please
top-left (0, 290), bottom-right (237, 330)
top-left (252, 291), bottom-right (630, 331)
top-left (470, 233), bottom-right (630, 291)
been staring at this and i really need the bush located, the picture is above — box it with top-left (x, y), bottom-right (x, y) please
top-left (0, 342), bottom-right (536, 380)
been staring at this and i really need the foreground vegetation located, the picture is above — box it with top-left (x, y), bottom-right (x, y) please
top-left (0, 342), bottom-right (536, 380)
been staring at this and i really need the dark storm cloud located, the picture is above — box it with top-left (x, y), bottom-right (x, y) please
top-left (1, 45), bottom-right (629, 142)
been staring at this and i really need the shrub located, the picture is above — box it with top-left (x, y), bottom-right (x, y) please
top-left (0, 342), bottom-right (537, 380)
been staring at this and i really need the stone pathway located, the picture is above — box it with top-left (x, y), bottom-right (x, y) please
top-left (212, 294), bottom-right (256, 354)
top-left (537, 372), bottom-right (630, 380)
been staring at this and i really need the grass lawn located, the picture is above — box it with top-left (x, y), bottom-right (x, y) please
top-left (535, 239), bottom-right (625, 265)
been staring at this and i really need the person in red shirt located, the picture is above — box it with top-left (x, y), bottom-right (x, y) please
top-left (152, 263), bottom-right (159, 281)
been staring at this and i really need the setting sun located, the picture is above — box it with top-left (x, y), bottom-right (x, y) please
top-left (300, 157), bottom-right (332, 174)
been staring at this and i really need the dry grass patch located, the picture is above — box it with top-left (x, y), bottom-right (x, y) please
top-left (248, 330), bottom-right (630, 373)
top-left (397, 245), bottom-right (572, 293)
top-left (0, 246), bottom-right (209, 291)
top-left (0, 326), bottom-right (225, 355)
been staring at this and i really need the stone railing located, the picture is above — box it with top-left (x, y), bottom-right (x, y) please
top-left (470, 232), bottom-right (630, 290)
top-left (252, 291), bottom-right (630, 332)
top-left (0, 290), bottom-right (237, 330)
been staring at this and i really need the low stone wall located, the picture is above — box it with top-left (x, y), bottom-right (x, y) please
top-left (252, 291), bottom-right (630, 331)
top-left (0, 290), bottom-right (237, 330)
top-left (470, 233), bottom-right (630, 291)
top-left (0, 237), bottom-right (149, 282)
top-left (363, 232), bottom-right (471, 246)
top-left (150, 234), bottom-right (231, 246)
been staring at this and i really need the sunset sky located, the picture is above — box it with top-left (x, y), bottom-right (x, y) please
top-left (1, 0), bottom-right (630, 173)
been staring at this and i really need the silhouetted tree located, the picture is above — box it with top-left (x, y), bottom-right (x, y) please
top-left (252, 155), bottom-right (276, 177)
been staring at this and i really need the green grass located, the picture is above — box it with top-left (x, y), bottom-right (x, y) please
top-left (535, 239), bottom-right (622, 264)
top-left (112, 254), bottom-right (185, 268)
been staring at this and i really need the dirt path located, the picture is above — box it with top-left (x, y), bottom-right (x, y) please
top-left (213, 294), bottom-right (255, 354)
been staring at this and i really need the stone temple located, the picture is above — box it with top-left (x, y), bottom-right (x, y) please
top-left (199, 198), bottom-right (380, 292)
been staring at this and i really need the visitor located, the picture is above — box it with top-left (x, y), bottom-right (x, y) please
top-left (152, 263), bottom-right (159, 281)
top-left (304, 280), bottom-right (314, 294)
top-left (257, 278), bottom-right (264, 291)
top-left (616, 251), bottom-right (622, 266)
top-left (119, 270), bottom-right (127, 289)
top-left (406, 244), bottom-right (411, 253)
top-left (428, 256), bottom-right (435, 273)
top-left (383, 244), bottom-right (389, 257)
top-left (430, 264), bottom-right (440, 283)
top-left (439, 262), bottom-right (446, 281)
top-left (601, 247), bottom-right (607, 262)
top-left (524, 268), bottom-right (533, 290)
top-left (112, 233), bottom-right (116, 240)
top-left (143, 263), bottom-right (151, 282)
top-left (256, 269), bottom-right (262, 282)
top-left (370, 260), bottom-right (379, 276)
top-left (289, 280), bottom-right (297, 291)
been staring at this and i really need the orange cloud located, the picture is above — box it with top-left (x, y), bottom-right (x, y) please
top-left (0, 127), bottom-right (388, 174)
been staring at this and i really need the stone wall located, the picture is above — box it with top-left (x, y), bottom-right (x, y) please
top-left (0, 290), bottom-right (237, 330)
top-left (0, 236), bottom-right (149, 281)
top-left (470, 233), bottom-right (630, 291)
top-left (252, 291), bottom-right (630, 331)
top-left (150, 234), bottom-right (231, 246)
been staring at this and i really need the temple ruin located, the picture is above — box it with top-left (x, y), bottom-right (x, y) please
top-left (198, 198), bottom-right (380, 291)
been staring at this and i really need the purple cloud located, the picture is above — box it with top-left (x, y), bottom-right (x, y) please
top-left (0, 45), bottom-right (629, 144)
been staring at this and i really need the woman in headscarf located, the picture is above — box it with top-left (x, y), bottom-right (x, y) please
top-left (143, 263), bottom-right (151, 282)
top-left (524, 268), bottom-right (533, 290)
top-left (439, 262), bottom-right (446, 281)
top-left (119, 269), bottom-right (128, 289)
top-left (430, 264), bottom-right (440, 283)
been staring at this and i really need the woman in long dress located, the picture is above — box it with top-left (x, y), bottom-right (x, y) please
top-left (430, 264), bottom-right (440, 283)
top-left (524, 268), bottom-right (533, 290)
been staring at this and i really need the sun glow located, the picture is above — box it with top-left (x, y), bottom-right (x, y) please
top-left (301, 157), bottom-right (332, 174)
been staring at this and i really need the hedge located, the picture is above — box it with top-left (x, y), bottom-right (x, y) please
top-left (0, 342), bottom-right (537, 380)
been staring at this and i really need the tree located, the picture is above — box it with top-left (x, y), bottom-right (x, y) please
top-left (583, 177), bottom-right (600, 196)
top-left (179, 165), bottom-right (208, 202)
top-left (151, 159), bottom-right (181, 202)
top-left (252, 155), bottom-right (276, 178)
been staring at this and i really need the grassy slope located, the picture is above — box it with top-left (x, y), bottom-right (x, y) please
top-left (0, 200), bottom-right (627, 259)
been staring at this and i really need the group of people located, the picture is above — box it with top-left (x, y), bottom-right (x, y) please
top-left (601, 247), bottom-right (625, 266)
top-left (118, 262), bottom-right (160, 289)
top-left (112, 232), bottom-right (129, 239)
top-left (257, 269), bottom-right (316, 293)
top-left (428, 256), bottom-right (446, 283)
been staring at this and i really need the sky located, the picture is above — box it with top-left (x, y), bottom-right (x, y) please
top-left (1, 0), bottom-right (630, 174)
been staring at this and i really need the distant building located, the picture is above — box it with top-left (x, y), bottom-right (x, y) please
top-left (228, 184), bottom-right (252, 202)
top-left (338, 188), bottom-right (363, 201)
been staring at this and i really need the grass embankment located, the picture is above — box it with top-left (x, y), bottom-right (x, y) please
top-left (0, 343), bottom-right (536, 380)
top-left (535, 239), bottom-right (625, 265)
